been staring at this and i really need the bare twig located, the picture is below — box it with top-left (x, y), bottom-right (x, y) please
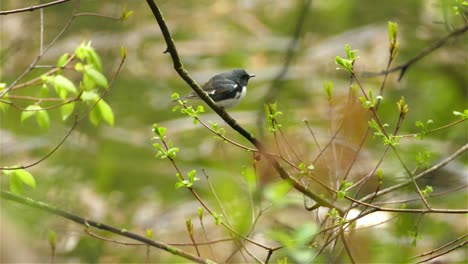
top-left (359, 143), bottom-right (468, 203)
top-left (0, 0), bottom-right (72, 15)
top-left (257, 0), bottom-right (312, 136)
top-left (0, 191), bottom-right (210, 264)
top-left (362, 23), bottom-right (468, 80)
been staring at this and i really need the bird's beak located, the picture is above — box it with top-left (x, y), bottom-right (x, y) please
top-left (249, 74), bottom-right (256, 78)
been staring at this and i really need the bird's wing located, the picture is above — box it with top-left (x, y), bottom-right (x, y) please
top-left (174, 78), bottom-right (237, 101)
top-left (202, 78), bottom-right (238, 101)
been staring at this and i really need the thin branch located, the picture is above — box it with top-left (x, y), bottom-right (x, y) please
top-left (145, 0), bottom-right (343, 214)
top-left (362, 23), bottom-right (468, 80)
top-left (257, 0), bottom-right (312, 136)
top-left (0, 0), bottom-right (72, 15)
top-left (0, 191), bottom-right (210, 264)
top-left (416, 239), bottom-right (468, 264)
top-left (411, 234), bottom-right (468, 259)
top-left (359, 143), bottom-right (468, 203)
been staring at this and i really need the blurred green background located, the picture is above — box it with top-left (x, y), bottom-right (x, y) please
top-left (1, 0), bottom-right (467, 263)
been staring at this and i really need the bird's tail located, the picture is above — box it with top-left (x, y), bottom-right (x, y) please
top-left (171, 93), bottom-right (199, 102)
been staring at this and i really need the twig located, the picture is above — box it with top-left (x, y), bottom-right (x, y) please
top-left (0, 191), bottom-right (210, 264)
top-left (359, 143), bottom-right (468, 203)
top-left (362, 23), bottom-right (468, 80)
top-left (416, 239), bottom-right (468, 264)
top-left (257, 0), bottom-right (312, 136)
top-left (0, 0), bottom-right (72, 15)
top-left (411, 234), bottom-right (468, 259)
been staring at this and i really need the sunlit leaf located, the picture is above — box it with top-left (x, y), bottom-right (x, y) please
top-left (36, 109), bottom-right (50, 129)
top-left (61, 102), bottom-right (75, 121)
top-left (85, 67), bottom-right (108, 89)
top-left (21, 105), bottom-right (41, 122)
top-left (98, 100), bottom-right (114, 126)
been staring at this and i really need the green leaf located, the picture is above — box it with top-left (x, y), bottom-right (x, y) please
top-left (9, 172), bottom-right (23, 194)
top-left (97, 100), bottom-right (114, 126)
top-left (198, 207), bottom-right (204, 220)
top-left (54, 75), bottom-right (77, 98)
top-left (120, 46), bottom-right (127, 60)
top-left (16, 169), bottom-right (36, 188)
top-left (85, 67), bottom-right (108, 89)
top-left (171, 93), bottom-right (180, 100)
top-left (453, 109), bottom-right (468, 119)
top-left (145, 229), bottom-right (153, 239)
top-left (187, 169), bottom-right (197, 182)
top-left (89, 106), bottom-right (101, 126)
top-left (387, 21), bottom-right (398, 43)
top-left (9, 169), bottom-right (36, 194)
top-left (166, 147), bottom-right (179, 159)
top-left (36, 109), bottom-right (50, 129)
top-left (61, 102), bottom-right (75, 121)
top-left (81, 91), bottom-right (99, 103)
top-left (82, 72), bottom-right (96, 91)
top-left (21, 105), bottom-right (41, 122)
top-left (57, 53), bottom-right (70, 68)
top-left (48, 230), bottom-right (56, 250)
top-left (323, 81), bottom-right (333, 102)
top-left (87, 48), bottom-right (103, 72)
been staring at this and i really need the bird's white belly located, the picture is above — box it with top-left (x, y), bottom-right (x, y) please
top-left (216, 86), bottom-right (247, 108)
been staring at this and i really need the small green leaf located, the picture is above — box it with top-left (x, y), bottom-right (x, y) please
top-left (376, 168), bottom-right (383, 183)
top-left (21, 105), bottom-right (41, 122)
top-left (81, 91), bottom-right (99, 103)
top-left (120, 46), bottom-right (127, 60)
top-left (323, 81), bottom-right (333, 102)
top-left (9, 169), bottom-right (36, 194)
top-left (396, 96), bottom-right (409, 115)
top-left (16, 169), bottom-right (36, 188)
top-left (89, 106), bottom-right (101, 126)
top-left (36, 109), bottom-right (50, 129)
top-left (87, 49), bottom-right (103, 72)
top-left (48, 230), bottom-right (57, 250)
top-left (57, 53), bottom-right (70, 68)
top-left (453, 109), bottom-right (468, 119)
top-left (387, 21), bottom-right (398, 43)
top-left (97, 100), bottom-right (114, 126)
top-left (85, 67), bottom-right (108, 89)
top-left (166, 147), bottom-right (179, 159)
top-left (54, 75), bottom-right (77, 97)
top-left (187, 169), bottom-right (197, 182)
top-left (145, 229), bottom-right (153, 239)
top-left (82, 72), bottom-right (96, 91)
top-left (198, 207), bottom-right (204, 220)
top-left (211, 212), bottom-right (223, 225)
top-left (9, 172), bottom-right (23, 194)
top-left (61, 102), bottom-right (75, 121)
top-left (171, 93), bottom-right (180, 100)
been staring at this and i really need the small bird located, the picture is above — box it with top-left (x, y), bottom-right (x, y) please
top-left (174, 69), bottom-right (255, 109)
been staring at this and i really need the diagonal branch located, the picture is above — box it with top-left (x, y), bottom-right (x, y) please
top-left (0, 190), bottom-right (211, 264)
top-left (145, 0), bottom-right (343, 214)
top-left (362, 23), bottom-right (468, 80)
top-left (0, 0), bottom-right (72, 15)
